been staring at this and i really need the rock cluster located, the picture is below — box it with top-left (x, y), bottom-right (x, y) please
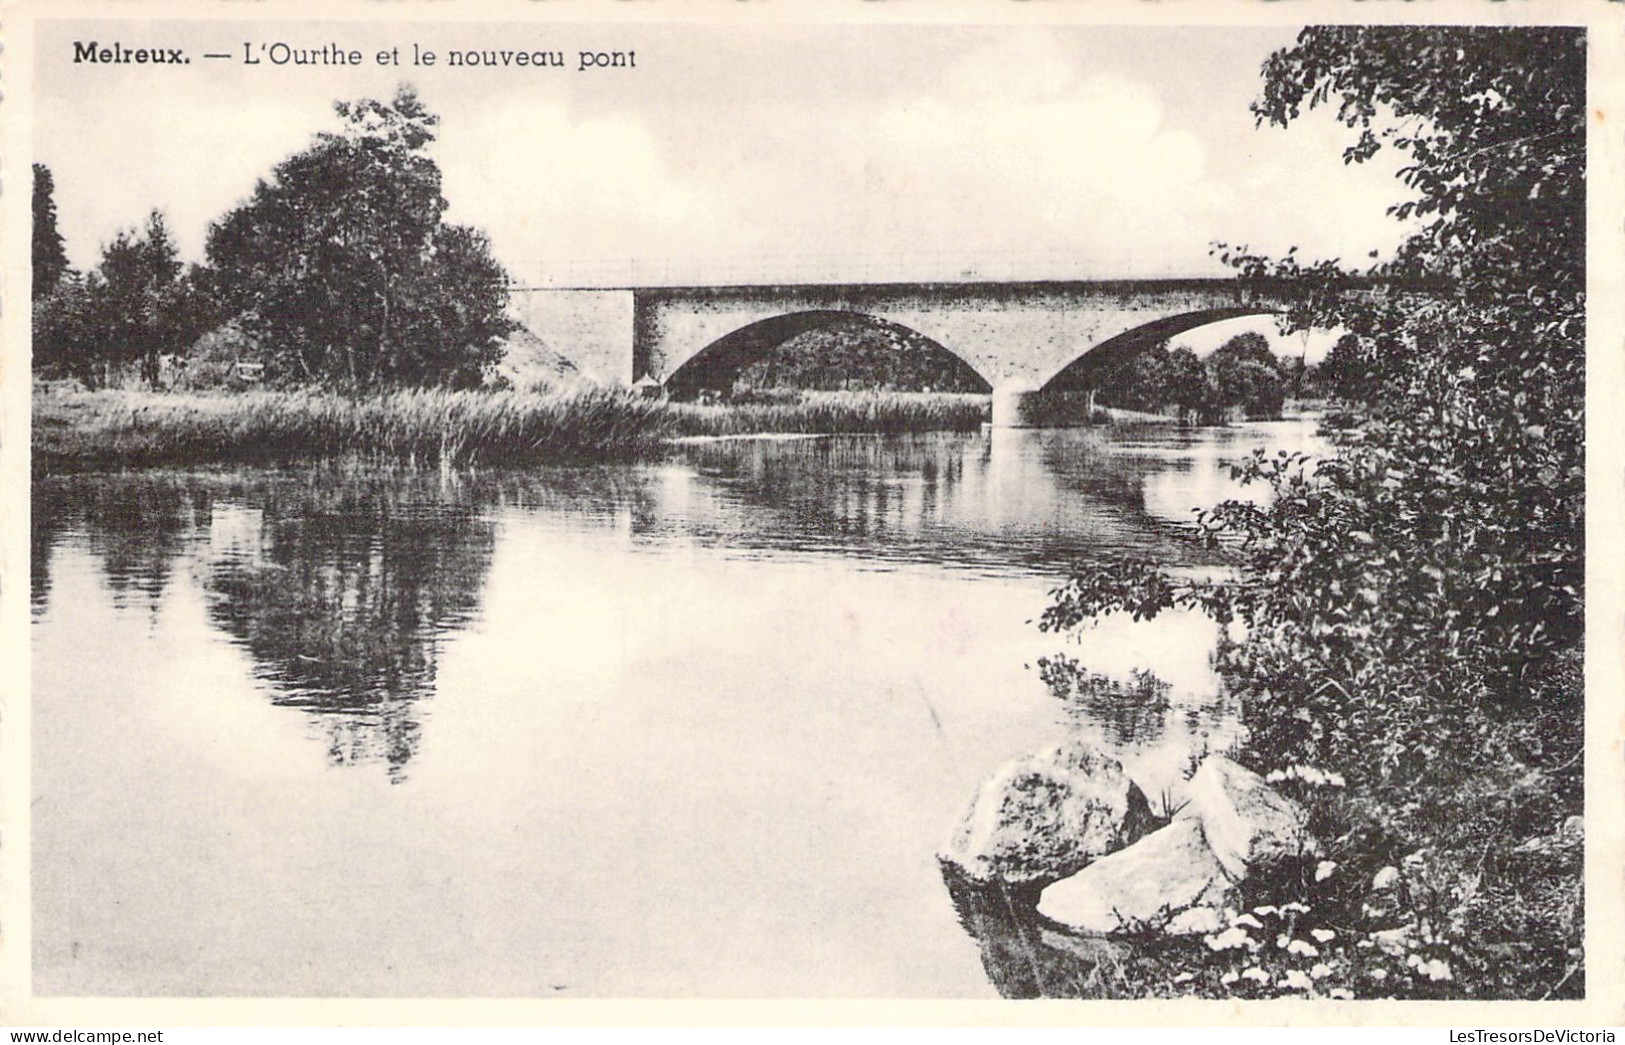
top-left (941, 745), bottom-right (1315, 937)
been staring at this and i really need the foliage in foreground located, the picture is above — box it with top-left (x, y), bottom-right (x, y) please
top-left (1041, 26), bottom-right (1584, 999)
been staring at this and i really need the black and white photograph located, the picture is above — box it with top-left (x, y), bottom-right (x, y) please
top-left (3, 0), bottom-right (1619, 1024)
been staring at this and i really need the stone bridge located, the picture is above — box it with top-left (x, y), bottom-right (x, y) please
top-left (510, 278), bottom-right (1286, 393)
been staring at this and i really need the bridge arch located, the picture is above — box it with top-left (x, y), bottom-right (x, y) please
top-left (1038, 307), bottom-right (1276, 392)
top-left (662, 310), bottom-right (993, 399)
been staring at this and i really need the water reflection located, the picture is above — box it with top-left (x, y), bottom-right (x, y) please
top-left (31, 418), bottom-right (1320, 995)
top-left (943, 863), bottom-right (1153, 999)
top-left (33, 470), bottom-right (499, 782)
top-left (664, 427), bottom-right (1236, 575)
top-left (31, 427), bottom-right (1294, 787)
top-left (202, 475), bottom-right (496, 783)
top-left (31, 476), bottom-right (211, 619)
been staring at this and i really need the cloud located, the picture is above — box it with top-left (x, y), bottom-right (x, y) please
top-left (35, 25), bottom-right (1415, 287)
top-left (440, 100), bottom-right (733, 284)
top-left (798, 38), bottom-right (1241, 278)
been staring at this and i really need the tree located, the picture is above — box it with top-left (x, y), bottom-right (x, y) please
top-left (1206, 332), bottom-right (1286, 418)
top-left (32, 164), bottom-right (70, 300)
top-left (32, 274), bottom-right (98, 383)
top-left (1046, 28), bottom-right (1584, 997)
top-left (1163, 346), bottom-right (1212, 422)
top-left (1232, 26), bottom-right (1584, 693)
top-left (85, 211), bottom-right (212, 387)
top-left (1118, 345), bottom-right (1171, 412)
top-left (206, 86), bottom-right (514, 389)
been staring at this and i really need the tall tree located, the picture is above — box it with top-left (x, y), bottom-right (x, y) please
top-left (206, 86), bottom-right (513, 389)
top-left (1046, 28), bottom-right (1585, 997)
top-left (1206, 332), bottom-right (1285, 418)
top-left (32, 164), bottom-right (70, 300)
top-left (32, 274), bottom-right (97, 383)
top-left (90, 211), bottom-right (209, 386)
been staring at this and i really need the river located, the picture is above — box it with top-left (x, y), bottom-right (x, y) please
top-left (30, 415), bottom-right (1325, 997)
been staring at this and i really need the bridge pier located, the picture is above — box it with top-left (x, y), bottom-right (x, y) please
top-left (990, 383), bottom-right (1043, 428)
top-left (990, 383), bottom-right (1100, 427)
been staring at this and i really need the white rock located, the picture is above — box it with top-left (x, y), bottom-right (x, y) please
top-left (1037, 818), bottom-right (1232, 935)
top-left (940, 737), bottom-right (1156, 885)
top-left (1177, 755), bottom-right (1315, 881)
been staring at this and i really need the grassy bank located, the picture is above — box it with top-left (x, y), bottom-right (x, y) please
top-left (33, 387), bottom-right (675, 472)
top-left (665, 390), bottom-right (989, 437)
top-left (33, 387), bottom-right (997, 472)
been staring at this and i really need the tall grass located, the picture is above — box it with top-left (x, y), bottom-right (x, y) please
top-left (35, 388), bottom-right (997, 472)
top-left (666, 390), bottom-right (989, 437)
top-left (34, 387), bottom-right (674, 471)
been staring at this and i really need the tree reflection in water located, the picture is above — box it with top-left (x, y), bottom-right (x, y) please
top-left (32, 476), bottom-right (212, 620)
top-left (33, 469), bottom-right (501, 783)
top-left (1036, 656), bottom-right (1175, 747)
top-left (202, 473), bottom-right (496, 783)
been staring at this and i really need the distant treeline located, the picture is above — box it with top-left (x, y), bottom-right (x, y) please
top-left (32, 87), bottom-right (514, 393)
top-left (730, 315), bottom-right (990, 395)
top-left (1097, 332), bottom-right (1326, 422)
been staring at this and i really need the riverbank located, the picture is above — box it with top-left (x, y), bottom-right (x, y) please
top-left (32, 387), bottom-right (996, 472)
top-left (666, 390), bottom-right (988, 436)
top-left (32, 387), bottom-right (673, 472)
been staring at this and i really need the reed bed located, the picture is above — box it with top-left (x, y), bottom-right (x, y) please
top-left (34, 387), bottom-right (675, 471)
top-left (34, 388), bottom-right (994, 473)
top-left (665, 390), bottom-right (989, 437)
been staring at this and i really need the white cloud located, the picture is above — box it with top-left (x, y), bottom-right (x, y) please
top-left (847, 43), bottom-right (1235, 276)
top-left (35, 25), bottom-right (1416, 288)
top-left (440, 100), bottom-right (734, 284)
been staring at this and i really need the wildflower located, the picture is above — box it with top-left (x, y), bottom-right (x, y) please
top-left (1220, 970), bottom-right (1240, 986)
top-left (1205, 928), bottom-right (1254, 952)
top-left (1310, 963), bottom-right (1332, 979)
top-left (1329, 988), bottom-right (1355, 1000)
top-left (1242, 967), bottom-right (1270, 983)
top-left (1286, 940), bottom-right (1320, 958)
top-left (1372, 866), bottom-right (1400, 890)
top-left (1278, 969), bottom-right (1313, 991)
top-left (1311, 928), bottom-right (1336, 943)
top-left (1315, 861), bottom-right (1338, 882)
top-left (1372, 928), bottom-right (1411, 956)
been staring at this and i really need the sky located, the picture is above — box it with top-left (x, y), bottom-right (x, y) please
top-left (34, 19), bottom-right (1418, 358)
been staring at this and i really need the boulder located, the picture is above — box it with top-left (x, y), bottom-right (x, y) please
top-left (940, 738), bottom-right (1156, 886)
top-left (1036, 818), bottom-right (1232, 934)
top-left (1176, 755), bottom-right (1315, 881)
